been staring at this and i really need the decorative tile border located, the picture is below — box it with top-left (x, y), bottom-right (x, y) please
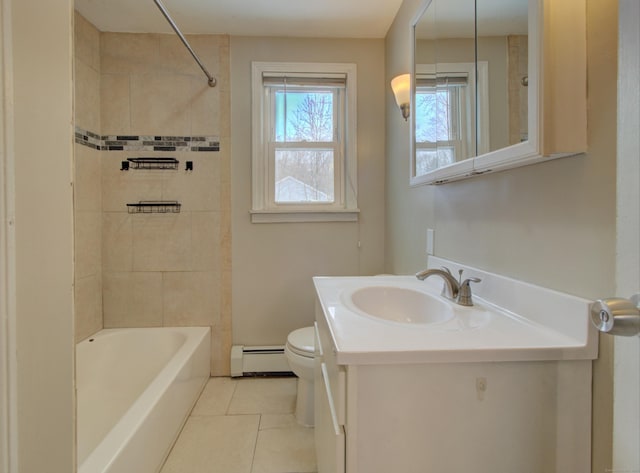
top-left (75, 128), bottom-right (102, 150)
top-left (74, 126), bottom-right (220, 152)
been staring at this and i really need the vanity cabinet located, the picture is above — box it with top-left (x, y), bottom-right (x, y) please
top-left (314, 297), bottom-right (594, 473)
top-left (314, 313), bottom-right (346, 473)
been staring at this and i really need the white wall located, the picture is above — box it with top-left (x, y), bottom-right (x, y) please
top-left (230, 37), bottom-right (386, 346)
top-left (385, 0), bottom-right (436, 275)
top-left (9, 0), bottom-right (75, 471)
top-left (385, 0), bottom-right (617, 471)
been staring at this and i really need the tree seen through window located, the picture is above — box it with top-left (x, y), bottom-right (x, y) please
top-left (274, 90), bottom-right (336, 203)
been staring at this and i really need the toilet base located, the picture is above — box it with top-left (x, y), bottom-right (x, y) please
top-left (294, 377), bottom-right (314, 427)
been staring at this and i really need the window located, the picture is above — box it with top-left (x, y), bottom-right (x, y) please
top-left (251, 62), bottom-right (358, 223)
top-left (413, 62), bottom-right (489, 177)
top-left (415, 76), bottom-right (468, 174)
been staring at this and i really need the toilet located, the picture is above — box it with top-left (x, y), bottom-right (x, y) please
top-left (284, 326), bottom-right (315, 426)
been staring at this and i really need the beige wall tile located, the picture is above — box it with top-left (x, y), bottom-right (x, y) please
top-left (162, 271), bottom-right (219, 327)
top-left (220, 270), bottom-right (232, 330)
top-left (101, 73), bottom-right (131, 135)
top-left (74, 58), bottom-right (101, 132)
top-left (103, 271), bottom-right (163, 327)
top-left (74, 12), bottom-right (100, 72)
top-left (130, 73), bottom-right (193, 136)
top-left (162, 155), bottom-right (220, 211)
top-left (218, 35), bottom-right (231, 90)
top-left (101, 153), bottom-right (164, 212)
top-left (93, 31), bottom-right (232, 376)
top-left (132, 213), bottom-right (192, 271)
top-left (190, 212), bottom-right (220, 271)
top-left (101, 33), bottom-right (159, 74)
top-left (74, 274), bottom-right (103, 342)
top-left (75, 210), bottom-right (102, 279)
top-left (102, 212), bottom-right (133, 271)
top-left (190, 80), bottom-right (220, 135)
top-left (74, 144), bottom-right (102, 212)
top-left (74, 12), bottom-right (103, 350)
top-left (157, 35), bottom-right (220, 77)
top-left (210, 328), bottom-right (231, 376)
top-left (219, 149), bottom-right (231, 184)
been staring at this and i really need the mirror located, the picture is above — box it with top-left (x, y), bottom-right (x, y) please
top-left (411, 0), bottom-right (529, 185)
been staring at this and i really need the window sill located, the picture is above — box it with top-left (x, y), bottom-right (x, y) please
top-left (250, 209), bottom-right (360, 223)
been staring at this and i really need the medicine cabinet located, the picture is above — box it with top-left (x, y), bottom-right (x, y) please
top-left (411, 0), bottom-right (587, 185)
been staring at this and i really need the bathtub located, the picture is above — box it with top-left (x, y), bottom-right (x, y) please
top-left (76, 327), bottom-right (210, 473)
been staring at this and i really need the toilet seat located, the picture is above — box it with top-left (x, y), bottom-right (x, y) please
top-left (286, 327), bottom-right (315, 358)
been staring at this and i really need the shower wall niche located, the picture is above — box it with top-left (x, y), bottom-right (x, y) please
top-left (73, 11), bottom-right (232, 375)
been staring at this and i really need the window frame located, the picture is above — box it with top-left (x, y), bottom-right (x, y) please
top-left (411, 61), bottom-right (490, 185)
top-left (267, 85), bottom-right (343, 207)
top-left (251, 62), bottom-right (358, 223)
top-left (415, 80), bottom-right (470, 173)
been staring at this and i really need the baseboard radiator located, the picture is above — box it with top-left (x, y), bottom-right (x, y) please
top-left (230, 345), bottom-right (293, 377)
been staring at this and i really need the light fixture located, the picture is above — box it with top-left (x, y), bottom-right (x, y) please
top-left (390, 73), bottom-right (411, 121)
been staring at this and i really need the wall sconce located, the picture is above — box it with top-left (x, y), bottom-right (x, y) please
top-left (391, 73), bottom-right (411, 121)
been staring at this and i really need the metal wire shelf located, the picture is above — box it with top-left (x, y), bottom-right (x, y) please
top-left (122, 157), bottom-right (179, 170)
top-left (126, 201), bottom-right (181, 213)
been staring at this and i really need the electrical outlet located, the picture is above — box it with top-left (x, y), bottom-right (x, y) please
top-left (426, 228), bottom-right (434, 255)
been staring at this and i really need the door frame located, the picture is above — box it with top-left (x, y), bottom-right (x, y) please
top-left (613, 0), bottom-right (640, 471)
top-left (0, 0), bottom-right (17, 471)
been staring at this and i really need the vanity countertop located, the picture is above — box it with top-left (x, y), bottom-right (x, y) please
top-left (313, 264), bottom-right (598, 365)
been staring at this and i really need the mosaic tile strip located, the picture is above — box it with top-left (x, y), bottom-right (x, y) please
top-left (74, 126), bottom-right (220, 152)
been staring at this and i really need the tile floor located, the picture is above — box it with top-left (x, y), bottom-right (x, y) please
top-left (160, 376), bottom-right (317, 473)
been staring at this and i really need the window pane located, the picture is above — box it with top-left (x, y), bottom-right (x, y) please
top-left (275, 149), bottom-right (334, 203)
top-left (416, 147), bottom-right (454, 175)
top-left (415, 89), bottom-right (453, 143)
top-left (275, 91), bottom-right (334, 142)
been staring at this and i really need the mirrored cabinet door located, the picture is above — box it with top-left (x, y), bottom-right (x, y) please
top-left (476, 0), bottom-right (528, 153)
top-left (412, 0), bottom-right (477, 181)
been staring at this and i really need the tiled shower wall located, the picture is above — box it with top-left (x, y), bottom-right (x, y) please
top-left (74, 12), bottom-right (103, 342)
top-left (507, 35), bottom-right (528, 145)
top-left (73, 12), bottom-right (232, 375)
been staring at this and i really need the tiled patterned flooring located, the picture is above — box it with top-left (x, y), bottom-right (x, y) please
top-left (160, 377), bottom-right (317, 473)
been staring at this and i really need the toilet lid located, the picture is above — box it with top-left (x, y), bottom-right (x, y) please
top-left (287, 327), bottom-right (315, 356)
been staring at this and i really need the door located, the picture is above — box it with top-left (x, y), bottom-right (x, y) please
top-left (612, 1), bottom-right (639, 471)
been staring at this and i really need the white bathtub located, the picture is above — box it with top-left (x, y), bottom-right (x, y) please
top-left (76, 327), bottom-right (210, 473)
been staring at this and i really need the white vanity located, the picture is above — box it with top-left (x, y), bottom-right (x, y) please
top-left (313, 258), bottom-right (598, 473)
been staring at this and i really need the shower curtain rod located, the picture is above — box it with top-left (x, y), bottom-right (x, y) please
top-left (152, 0), bottom-right (217, 87)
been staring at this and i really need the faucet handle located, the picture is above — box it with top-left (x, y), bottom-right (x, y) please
top-left (461, 277), bottom-right (481, 286)
top-left (457, 277), bottom-right (481, 306)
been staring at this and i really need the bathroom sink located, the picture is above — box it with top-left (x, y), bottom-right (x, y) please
top-left (346, 286), bottom-right (454, 325)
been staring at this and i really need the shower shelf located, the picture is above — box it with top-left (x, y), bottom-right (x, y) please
top-left (126, 201), bottom-right (181, 214)
top-left (122, 157), bottom-right (179, 170)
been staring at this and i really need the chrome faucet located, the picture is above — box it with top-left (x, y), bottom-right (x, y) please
top-left (415, 268), bottom-right (460, 300)
top-left (415, 267), bottom-right (481, 307)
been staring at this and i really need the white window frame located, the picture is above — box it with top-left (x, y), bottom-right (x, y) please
top-left (415, 81), bottom-right (470, 172)
top-left (251, 62), bottom-right (358, 223)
